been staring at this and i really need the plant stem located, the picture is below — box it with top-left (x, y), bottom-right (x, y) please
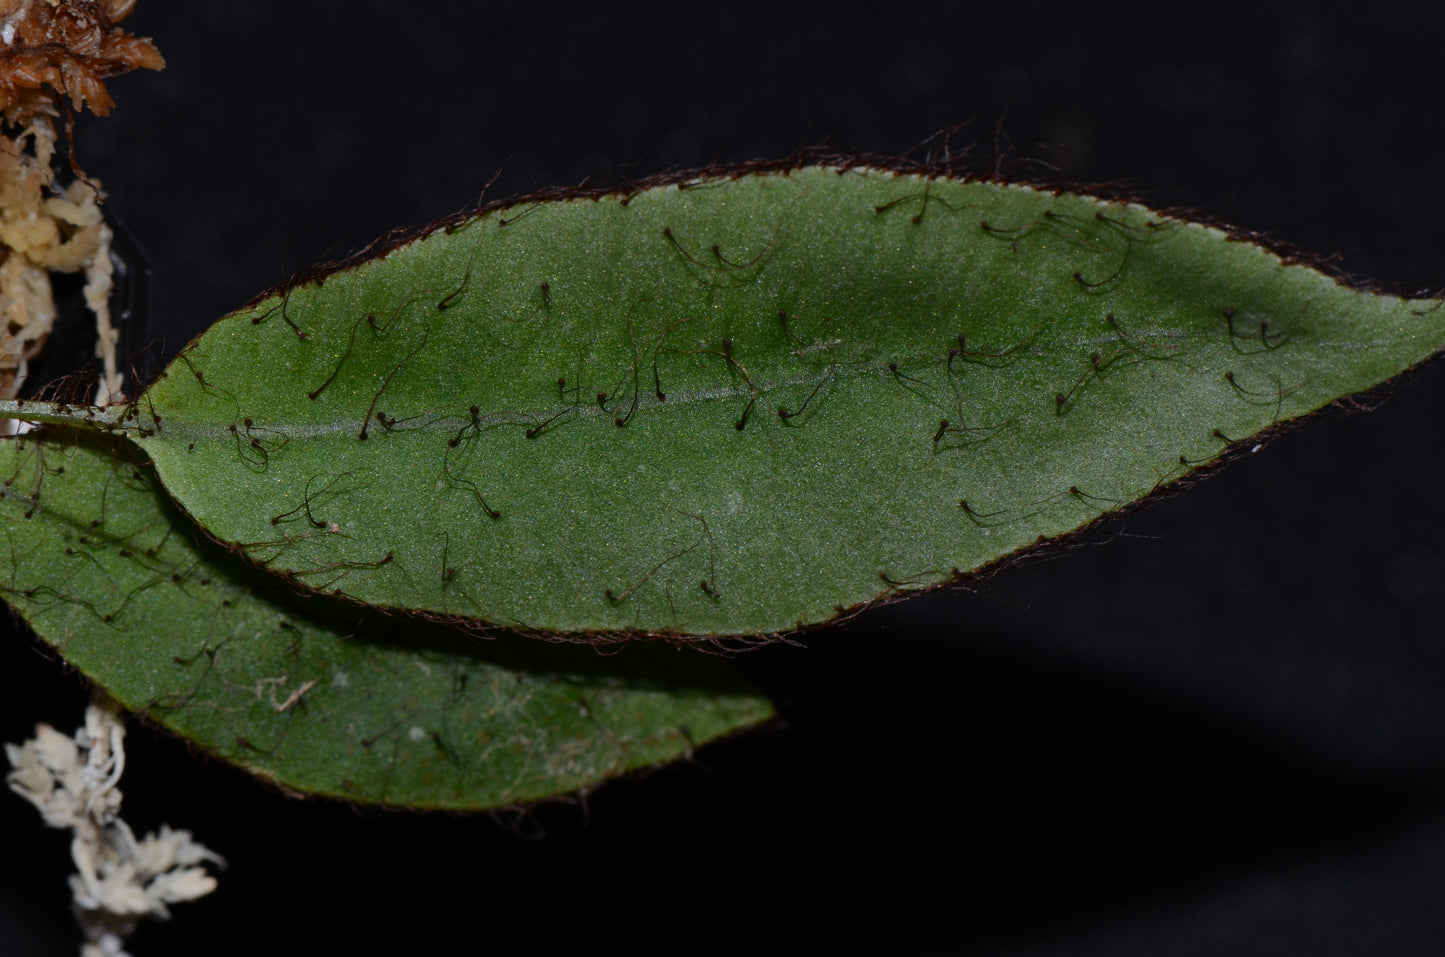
top-left (0, 400), bottom-right (128, 431)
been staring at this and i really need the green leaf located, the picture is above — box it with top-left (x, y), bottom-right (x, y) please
top-left (0, 433), bottom-right (772, 809)
top-left (126, 165), bottom-right (1441, 637)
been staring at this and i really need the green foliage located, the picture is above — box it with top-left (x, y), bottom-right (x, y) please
top-left (0, 434), bottom-right (771, 809)
top-left (2, 162), bottom-right (1441, 807)
top-left (125, 166), bottom-right (1440, 637)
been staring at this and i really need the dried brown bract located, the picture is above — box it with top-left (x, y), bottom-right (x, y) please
top-left (0, 1), bottom-right (161, 408)
top-left (0, 0), bottom-right (163, 123)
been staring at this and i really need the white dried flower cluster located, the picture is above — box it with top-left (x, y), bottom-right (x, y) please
top-left (5, 700), bottom-right (223, 957)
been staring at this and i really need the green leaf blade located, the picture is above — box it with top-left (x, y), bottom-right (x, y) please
top-left (0, 435), bottom-right (772, 809)
top-left (133, 166), bottom-right (1443, 637)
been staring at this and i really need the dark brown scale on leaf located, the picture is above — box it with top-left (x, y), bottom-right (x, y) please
top-left (1223, 306), bottom-right (1293, 353)
top-left (661, 225), bottom-right (703, 269)
top-left (734, 394), bottom-right (757, 431)
top-left (1053, 325), bottom-right (1144, 412)
top-left (1224, 371), bottom-right (1251, 395)
top-left (176, 352), bottom-right (208, 389)
top-left (438, 216), bottom-right (489, 310)
top-left (778, 308), bottom-right (805, 346)
top-left (308, 312), bottom-right (375, 400)
top-left (271, 474), bottom-right (346, 529)
top-left (872, 182), bottom-right (967, 224)
top-left (933, 417), bottom-right (1015, 450)
top-left (359, 322), bottom-right (432, 440)
top-left (1071, 351), bottom-right (1104, 404)
top-left (679, 335), bottom-right (763, 427)
top-left (252, 294), bottom-right (309, 340)
top-left (289, 551), bottom-right (395, 579)
top-left (641, 317), bottom-right (688, 407)
top-left (1221, 370), bottom-right (1293, 409)
top-left (888, 361), bottom-right (927, 387)
top-left (603, 513), bottom-right (719, 607)
top-left (437, 264), bottom-right (471, 311)
top-left (497, 203), bottom-right (542, 227)
top-left (778, 375), bottom-right (829, 421)
top-left (525, 404), bottom-right (573, 440)
top-left (958, 498), bottom-right (1014, 523)
top-left (529, 379), bottom-right (580, 440)
top-left (662, 224), bottom-right (774, 275)
top-left (611, 319), bottom-right (644, 427)
top-left (447, 406), bottom-right (482, 448)
top-left (440, 419), bottom-right (501, 519)
top-left (1069, 485), bottom-right (1127, 508)
top-left (1071, 249), bottom-right (1130, 289)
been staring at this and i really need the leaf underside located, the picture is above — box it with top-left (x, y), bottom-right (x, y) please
top-left (0, 434), bottom-right (772, 810)
top-left (131, 165), bottom-right (1444, 637)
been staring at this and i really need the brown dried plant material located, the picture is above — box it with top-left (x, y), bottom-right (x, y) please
top-left (0, 1), bottom-right (161, 408)
top-left (0, 0), bottom-right (163, 123)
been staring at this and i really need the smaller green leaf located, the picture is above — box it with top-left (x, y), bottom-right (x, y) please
top-left (0, 433), bottom-right (771, 810)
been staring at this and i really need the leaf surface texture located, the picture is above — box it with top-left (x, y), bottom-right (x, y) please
top-left (0, 436), bottom-right (770, 808)
top-left (132, 167), bottom-right (1443, 636)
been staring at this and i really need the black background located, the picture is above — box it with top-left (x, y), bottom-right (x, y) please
top-left (5, 1), bottom-right (1445, 954)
